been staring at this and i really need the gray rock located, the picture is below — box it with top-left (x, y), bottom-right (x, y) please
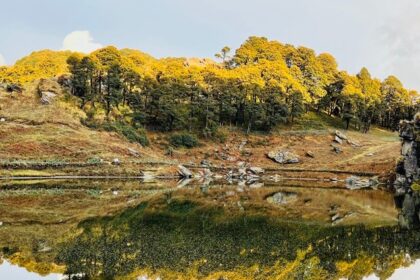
top-left (267, 150), bottom-right (299, 164)
top-left (334, 135), bottom-right (343, 144)
top-left (404, 154), bottom-right (418, 178)
top-left (128, 148), bottom-right (141, 157)
top-left (249, 166), bottom-right (264, 174)
top-left (399, 120), bottom-right (416, 140)
top-left (332, 145), bottom-right (342, 154)
top-left (200, 159), bottom-right (211, 167)
top-left (178, 165), bottom-right (193, 178)
top-left (402, 141), bottom-right (416, 156)
top-left (347, 139), bottom-right (361, 147)
top-left (249, 182), bottom-right (264, 188)
top-left (305, 151), bottom-right (315, 158)
top-left (266, 192), bottom-right (298, 205)
top-left (112, 158), bottom-right (121, 165)
top-left (40, 91), bottom-right (57, 105)
top-left (335, 130), bottom-right (348, 140)
top-left (331, 213), bottom-right (341, 222)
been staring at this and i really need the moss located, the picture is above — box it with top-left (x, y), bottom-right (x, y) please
top-left (411, 182), bottom-right (420, 191)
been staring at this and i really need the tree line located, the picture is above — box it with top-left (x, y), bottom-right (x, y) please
top-left (65, 36), bottom-right (418, 137)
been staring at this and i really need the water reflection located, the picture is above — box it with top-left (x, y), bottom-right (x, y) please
top-left (0, 180), bottom-right (419, 279)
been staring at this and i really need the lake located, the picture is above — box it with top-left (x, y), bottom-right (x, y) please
top-left (0, 179), bottom-right (419, 279)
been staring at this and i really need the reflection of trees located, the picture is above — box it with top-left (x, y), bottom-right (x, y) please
top-left (57, 200), bottom-right (420, 280)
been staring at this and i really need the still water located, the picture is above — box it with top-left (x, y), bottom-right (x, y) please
top-left (0, 179), bottom-right (419, 280)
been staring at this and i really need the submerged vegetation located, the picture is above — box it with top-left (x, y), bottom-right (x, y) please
top-left (1, 36), bottom-right (418, 139)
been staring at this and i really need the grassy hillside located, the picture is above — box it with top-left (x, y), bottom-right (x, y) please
top-left (0, 78), bottom-right (400, 178)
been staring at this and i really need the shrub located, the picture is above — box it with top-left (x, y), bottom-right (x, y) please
top-left (86, 121), bottom-right (149, 147)
top-left (169, 132), bottom-right (199, 148)
top-left (212, 128), bottom-right (228, 143)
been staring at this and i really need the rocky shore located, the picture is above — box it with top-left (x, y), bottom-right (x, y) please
top-left (394, 113), bottom-right (420, 228)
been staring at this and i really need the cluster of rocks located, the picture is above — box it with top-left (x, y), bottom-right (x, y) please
top-left (393, 114), bottom-right (420, 229)
top-left (331, 130), bottom-right (361, 154)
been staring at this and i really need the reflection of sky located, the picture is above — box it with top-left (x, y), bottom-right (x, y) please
top-left (365, 259), bottom-right (420, 280)
top-left (0, 261), bottom-right (62, 280)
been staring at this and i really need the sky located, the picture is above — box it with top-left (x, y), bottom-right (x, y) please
top-left (0, 0), bottom-right (420, 90)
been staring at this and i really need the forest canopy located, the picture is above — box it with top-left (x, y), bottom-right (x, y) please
top-left (1, 36), bottom-right (418, 136)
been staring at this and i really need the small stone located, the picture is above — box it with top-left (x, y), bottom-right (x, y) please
top-left (0, 118), bottom-right (5, 122)
top-left (305, 151), bottom-right (315, 158)
top-left (128, 148), bottom-right (141, 157)
top-left (331, 213), bottom-right (341, 222)
top-left (249, 182), bottom-right (264, 188)
top-left (200, 159), bottom-right (211, 167)
top-left (249, 166), bottom-right (265, 174)
top-left (334, 135), bottom-right (343, 144)
top-left (347, 139), bottom-right (361, 147)
top-left (112, 158), bottom-right (121, 165)
top-left (335, 130), bottom-right (348, 140)
top-left (332, 145), bottom-right (342, 154)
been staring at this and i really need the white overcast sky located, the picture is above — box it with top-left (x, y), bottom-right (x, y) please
top-left (0, 0), bottom-right (420, 90)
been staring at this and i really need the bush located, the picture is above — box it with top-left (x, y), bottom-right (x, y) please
top-left (87, 121), bottom-right (149, 147)
top-left (169, 132), bottom-right (199, 148)
top-left (212, 128), bottom-right (228, 143)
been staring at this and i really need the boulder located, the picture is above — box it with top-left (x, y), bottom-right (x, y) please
top-left (40, 91), bottom-right (57, 105)
top-left (334, 136), bottom-right (343, 144)
top-left (267, 150), bottom-right (299, 164)
top-left (178, 165), bottom-right (193, 178)
top-left (335, 130), bottom-right (348, 140)
top-left (266, 192), bottom-right (298, 205)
